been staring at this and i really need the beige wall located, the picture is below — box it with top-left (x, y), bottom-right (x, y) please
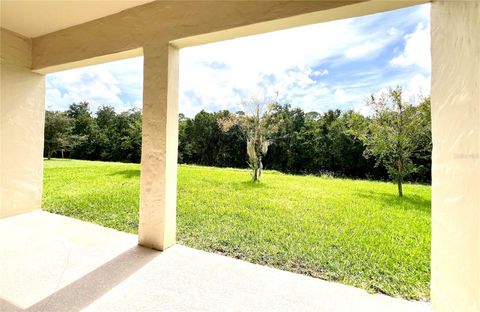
top-left (0, 29), bottom-right (45, 218)
top-left (431, 1), bottom-right (480, 311)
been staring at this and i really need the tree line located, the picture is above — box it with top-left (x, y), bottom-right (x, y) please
top-left (44, 90), bottom-right (431, 186)
top-left (44, 102), bottom-right (142, 163)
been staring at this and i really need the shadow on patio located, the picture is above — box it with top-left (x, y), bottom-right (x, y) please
top-left (0, 211), bottom-right (431, 312)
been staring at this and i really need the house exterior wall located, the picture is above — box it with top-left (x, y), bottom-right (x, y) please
top-left (0, 29), bottom-right (45, 218)
top-left (431, 1), bottom-right (480, 311)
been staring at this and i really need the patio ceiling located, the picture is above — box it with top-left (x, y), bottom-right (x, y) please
top-left (0, 0), bottom-right (154, 38)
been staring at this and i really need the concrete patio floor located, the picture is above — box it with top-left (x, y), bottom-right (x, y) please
top-left (0, 211), bottom-right (432, 312)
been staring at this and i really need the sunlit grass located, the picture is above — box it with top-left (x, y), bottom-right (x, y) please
top-left (43, 158), bottom-right (430, 300)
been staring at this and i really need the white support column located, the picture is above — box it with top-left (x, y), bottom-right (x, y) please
top-left (138, 43), bottom-right (179, 251)
top-left (431, 1), bottom-right (480, 311)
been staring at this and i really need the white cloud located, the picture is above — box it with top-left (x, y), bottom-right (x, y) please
top-left (44, 4), bottom-right (431, 118)
top-left (180, 18), bottom-right (356, 76)
top-left (390, 22), bottom-right (431, 69)
top-left (46, 57), bottom-right (143, 113)
top-left (344, 42), bottom-right (383, 59)
top-left (334, 88), bottom-right (350, 102)
top-left (353, 74), bottom-right (430, 117)
top-left (178, 11), bottom-right (406, 116)
top-left (353, 101), bottom-right (374, 117)
top-left (404, 73), bottom-right (431, 103)
top-left (313, 69), bottom-right (329, 77)
top-left (387, 27), bottom-right (398, 36)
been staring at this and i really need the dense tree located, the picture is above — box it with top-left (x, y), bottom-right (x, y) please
top-left (351, 87), bottom-right (431, 196)
top-left (66, 101), bottom-right (93, 135)
top-left (264, 104), bottom-right (306, 173)
top-left (65, 102), bottom-right (94, 159)
top-left (96, 105), bottom-right (117, 129)
top-left (410, 97), bottom-right (432, 182)
top-left (45, 102), bottom-right (142, 162)
top-left (178, 110), bottom-right (247, 168)
top-left (44, 111), bottom-right (75, 159)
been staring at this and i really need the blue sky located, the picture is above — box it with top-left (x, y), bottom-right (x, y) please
top-left (46, 3), bottom-right (431, 117)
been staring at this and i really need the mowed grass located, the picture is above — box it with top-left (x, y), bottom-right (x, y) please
top-left (43, 158), bottom-right (431, 300)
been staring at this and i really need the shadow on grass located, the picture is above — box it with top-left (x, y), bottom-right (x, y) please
top-left (109, 169), bottom-right (140, 178)
top-left (231, 180), bottom-right (270, 191)
top-left (187, 178), bottom-right (271, 193)
top-left (357, 190), bottom-right (431, 213)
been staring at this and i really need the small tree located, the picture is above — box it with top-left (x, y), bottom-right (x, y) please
top-left (352, 87), bottom-right (430, 197)
top-left (44, 111), bottom-right (74, 159)
top-left (219, 95), bottom-right (278, 181)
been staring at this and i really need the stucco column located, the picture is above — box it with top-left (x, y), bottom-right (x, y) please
top-left (138, 44), bottom-right (179, 251)
top-left (431, 1), bottom-right (480, 311)
top-left (0, 29), bottom-right (45, 218)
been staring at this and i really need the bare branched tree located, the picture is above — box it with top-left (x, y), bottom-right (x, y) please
top-left (219, 94), bottom-right (279, 181)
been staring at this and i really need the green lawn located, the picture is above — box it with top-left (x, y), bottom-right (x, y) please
top-left (43, 158), bottom-right (431, 300)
